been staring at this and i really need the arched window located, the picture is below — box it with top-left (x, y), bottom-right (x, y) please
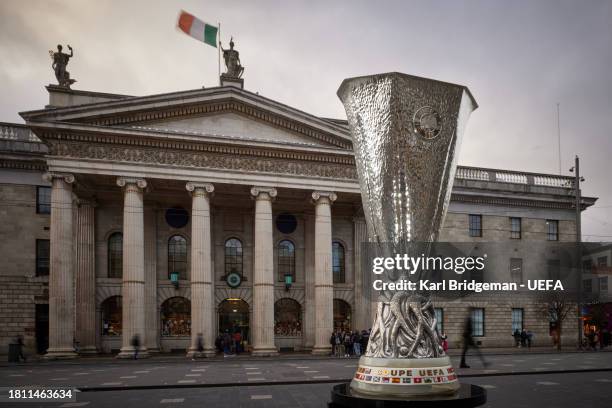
top-left (278, 240), bottom-right (295, 282)
top-left (168, 235), bottom-right (187, 280)
top-left (101, 296), bottom-right (122, 336)
top-left (333, 299), bottom-right (352, 332)
top-left (274, 298), bottom-right (302, 336)
top-left (160, 297), bottom-right (191, 336)
top-left (108, 232), bottom-right (123, 278)
top-left (332, 241), bottom-right (345, 283)
top-left (225, 238), bottom-right (243, 277)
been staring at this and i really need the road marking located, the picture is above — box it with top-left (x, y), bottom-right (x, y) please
top-left (296, 366), bottom-right (309, 369)
top-left (313, 375), bottom-right (331, 379)
top-left (245, 367), bottom-right (260, 370)
top-left (304, 370), bottom-right (319, 373)
top-left (542, 362), bottom-right (555, 365)
top-left (536, 381), bottom-right (559, 386)
top-left (500, 364), bottom-right (514, 367)
top-left (514, 359), bottom-right (525, 362)
top-left (483, 370), bottom-right (499, 374)
top-left (595, 379), bottom-right (612, 382)
top-left (480, 385), bottom-right (496, 389)
top-left (191, 368), bottom-right (206, 372)
top-left (133, 370), bottom-right (150, 374)
top-left (119, 376), bottom-right (137, 379)
top-left (73, 372), bottom-right (90, 375)
top-left (178, 380), bottom-right (196, 384)
top-left (246, 372), bottom-right (262, 375)
top-left (247, 378), bottom-right (266, 381)
top-left (185, 374), bottom-right (201, 377)
top-left (551, 358), bottom-right (562, 361)
top-left (251, 395), bottom-right (272, 400)
top-left (100, 382), bottom-right (122, 386)
top-left (50, 378), bottom-right (69, 380)
top-left (92, 369), bottom-right (106, 372)
top-left (344, 365), bottom-right (357, 368)
top-left (60, 403), bottom-right (90, 407)
top-left (8, 374), bottom-right (25, 377)
top-left (161, 398), bottom-right (185, 403)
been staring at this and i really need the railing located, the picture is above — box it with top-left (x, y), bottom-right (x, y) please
top-left (0, 123), bottom-right (40, 142)
top-left (0, 123), bottom-right (47, 153)
top-left (456, 166), bottom-right (574, 188)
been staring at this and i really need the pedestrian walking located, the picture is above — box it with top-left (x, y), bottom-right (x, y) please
top-left (130, 334), bottom-right (141, 360)
top-left (353, 331), bottom-right (362, 356)
top-left (460, 317), bottom-right (488, 368)
top-left (16, 335), bottom-right (26, 362)
top-left (513, 329), bottom-right (521, 347)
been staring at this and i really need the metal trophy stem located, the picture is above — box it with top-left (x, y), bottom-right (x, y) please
top-left (337, 72), bottom-right (478, 398)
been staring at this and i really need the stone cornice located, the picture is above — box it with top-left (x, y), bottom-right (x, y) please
top-left (0, 157), bottom-right (46, 171)
top-left (33, 126), bottom-right (354, 166)
top-left (451, 193), bottom-right (587, 210)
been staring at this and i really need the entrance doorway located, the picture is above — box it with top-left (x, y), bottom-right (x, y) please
top-left (35, 304), bottom-right (49, 354)
top-left (218, 299), bottom-right (249, 342)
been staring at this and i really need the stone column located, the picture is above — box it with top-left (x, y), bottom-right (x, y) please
top-left (144, 206), bottom-right (159, 353)
top-left (75, 198), bottom-right (97, 354)
top-left (116, 177), bottom-right (149, 358)
top-left (186, 182), bottom-right (216, 358)
top-left (311, 191), bottom-right (337, 355)
top-left (250, 186), bottom-right (278, 356)
top-left (303, 214), bottom-right (316, 349)
top-left (352, 217), bottom-right (370, 331)
top-left (43, 173), bottom-right (78, 359)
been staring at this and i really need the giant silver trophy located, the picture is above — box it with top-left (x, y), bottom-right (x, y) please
top-left (337, 72), bottom-right (477, 398)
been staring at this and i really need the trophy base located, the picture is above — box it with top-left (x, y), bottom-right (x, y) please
top-left (350, 356), bottom-right (459, 397)
top-left (330, 383), bottom-right (486, 408)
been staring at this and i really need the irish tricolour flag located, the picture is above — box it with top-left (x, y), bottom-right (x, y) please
top-left (177, 10), bottom-right (218, 48)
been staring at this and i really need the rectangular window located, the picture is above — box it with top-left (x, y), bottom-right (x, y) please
top-left (510, 217), bottom-right (521, 239)
top-left (471, 308), bottom-right (485, 337)
top-left (583, 279), bottom-right (592, 293)
top-left (510, 258), bottom-right (523, 284)
top-left (511, 308), bottom-right (524, 333)
top-left (36, 186), bottom-right (51, 214)
top-left (546, 220), bottom-right (559, 241)
top-left (36, 239), bottom-right (50, 276)
top-left (583, 259), bottom-right (592, 273)
top-left (469, 214), bottom-right (482, 237)
top-left (597, 256), bottom-right (608, 267)
top-left (434, 308), bottom-right (444, 334)
top-left (600, 277), bottom-right (608, 292)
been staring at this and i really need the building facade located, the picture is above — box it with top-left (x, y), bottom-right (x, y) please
top-left (0, 80), bottom-right (597, 357)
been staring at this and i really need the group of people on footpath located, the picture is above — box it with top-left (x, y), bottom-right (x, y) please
top-left (215, 330), bottom-right (245, 356)
top-left (329, 329), bottom-right (370, 357)
top-left (584, 329), bottom-right (611, 351)
top-left (513, 328), bottom-right (534, 348)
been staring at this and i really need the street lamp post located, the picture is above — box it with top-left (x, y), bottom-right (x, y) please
top-left (570, 155), bottom-right (584, 348)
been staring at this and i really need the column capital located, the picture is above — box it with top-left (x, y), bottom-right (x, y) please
top-left (312, 191), bottom-right (337, 204)
top-left (43, 172), bottom-right (75, 184)
top-left (116, 177), bottom-right (147, 190)
top-left (250, 186), bottom-right (277, 201)
top-left (186, 182), bottom-right (214, 195)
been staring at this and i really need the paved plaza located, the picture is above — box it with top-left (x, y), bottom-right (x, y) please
top-left (1, 351), bottom-right (611, 407)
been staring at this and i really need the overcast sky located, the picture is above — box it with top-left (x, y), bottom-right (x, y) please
top-left (1, 0), bottom-right (611, 240)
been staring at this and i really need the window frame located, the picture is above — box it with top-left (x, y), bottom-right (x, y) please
top-left (471, 308), bottom-right (485, 337)
top-left (546, 220), bottom-right (559, 241)
top-left (511, 308), bottom-right (524, 333)
top-left (107, 232), bottom-right (123, 279)
top-left (277, 239), bottom-right (296, 282)
top-left (36, 186), bottom-right (51, 214)
top-left (510, 258), bottom-right (523, 284)
top-left (510, 217), bottom-right (522, 239)
top-left (35, 239), bottom-right (50, 276)
top-left (599, 277), bottom-right (608, 292)
top-left (167, 235), bottom-right (188, 280)
top-left (224, 238), bottom-right (244, 278)
top-left (583, 279), bottom-right (592, 293)
top-left (469, 214), bottom-right (482, 237)
top-left (332, 241), bottom-right (346, 284)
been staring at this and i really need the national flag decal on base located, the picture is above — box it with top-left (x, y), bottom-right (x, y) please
top-left (177, 10), bottom-right (218, 47)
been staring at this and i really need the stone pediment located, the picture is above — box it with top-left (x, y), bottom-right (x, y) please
top-left (129, 111), bottom-right (337, 148)
top-left (21, 86), bottom-right (352, 150)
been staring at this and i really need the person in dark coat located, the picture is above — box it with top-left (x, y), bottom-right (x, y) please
top-left (460, 317), bottom-right (488, 368)
top-left (130, 334), bottom-right (141, 360)
top-left (513, 329), bottom-right (521, 347)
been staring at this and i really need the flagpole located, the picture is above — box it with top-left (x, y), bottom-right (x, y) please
top-left (218, 22), bottom-right (221, 83)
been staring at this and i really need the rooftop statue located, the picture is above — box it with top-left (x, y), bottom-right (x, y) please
top-left (220, 38), bottom-right (244, 79)
top-left (49, 44), bottom-right (76, 88)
